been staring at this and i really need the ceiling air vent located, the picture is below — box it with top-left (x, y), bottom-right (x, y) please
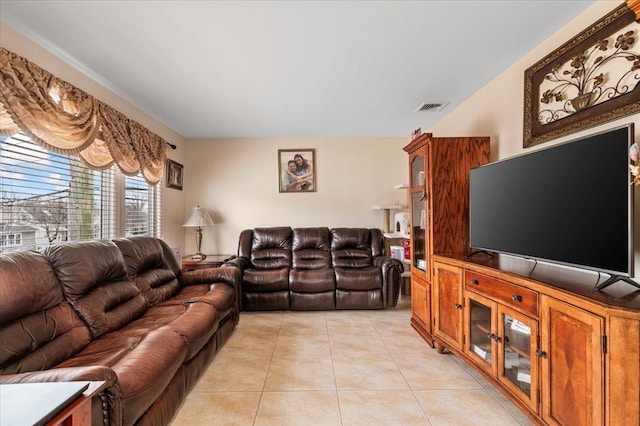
top-left (415, 102), bottom-right (449, 112)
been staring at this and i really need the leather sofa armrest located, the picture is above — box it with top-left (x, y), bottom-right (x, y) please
top-left (374, 256), bottom-right (404, 307)
top-left (222, 256), bottom-right (250, 270)
top-left (179, 266), bottom-right (242, 314)
top-left (179, 266), bottom-right (240, 289)
top-left (0, 365), bottom-right (118, 387)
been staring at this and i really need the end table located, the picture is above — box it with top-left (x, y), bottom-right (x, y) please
top-left (182, 254), bottom-right (234, 271)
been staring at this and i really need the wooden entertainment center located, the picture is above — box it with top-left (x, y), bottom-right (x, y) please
top-left (404, 133), bottom-right (640, 425)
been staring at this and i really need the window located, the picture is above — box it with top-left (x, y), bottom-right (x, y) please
top-left (0, 133), bottom-right (162, 253)
top-left (125, 174), bottom-right (162, 237)
top-left (1, 233), bottom-right (22, 247)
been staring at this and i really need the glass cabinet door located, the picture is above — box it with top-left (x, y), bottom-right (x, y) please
top-left (465, 292), bottom-right (498, 376)
top-left (409, 151), bottom-right (426, 273)
top-left (410, 154), bottom-right (424, 187)
top-left (498, 306), bottom-right (539, 412)
top-left (411, 191), bottom-right (426, 271)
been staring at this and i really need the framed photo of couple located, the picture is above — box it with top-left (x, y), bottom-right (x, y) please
top-left (278, 149), bottom-right (316, 193)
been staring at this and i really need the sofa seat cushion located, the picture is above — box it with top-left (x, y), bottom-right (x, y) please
top-left (147, 302), bottom-right (219, 360)
top-left (58, 329), bottom-right (187, 425)
top-left (290, 269), bottom-right (336, 293)
top-left (0, 251), bottom-right (91, 374)
top-left (334, 267), bottom-right (382, 290)
top-left (289, 269), bottom-right (336, 310)
top-left (243, 268), bottom-right (290, 292)
top-left (108, 301), bottom-right (220, 361)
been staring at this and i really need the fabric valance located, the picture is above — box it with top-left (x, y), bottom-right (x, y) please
top-left (0, 47), bottom-right (167, 184)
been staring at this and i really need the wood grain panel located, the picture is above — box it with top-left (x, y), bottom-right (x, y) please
top-left (431, 137), bottom-right (490, 257)
top-left (434, 262), bottom-right (463, 351)
top-left (541, 295), bottom-right (604, 426)
top-left (411, 275), bottom-right (430, 331)
top-left (607, 315), bottom-right (640, 425)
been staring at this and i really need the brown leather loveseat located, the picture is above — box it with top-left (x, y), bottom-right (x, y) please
top-left (225, 227), bottom-right (403, 311)
top-left (0, 236), bottom-right (239, 426)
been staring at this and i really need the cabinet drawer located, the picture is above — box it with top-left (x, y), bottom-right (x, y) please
top-left (465, 271), bottom-right (538, 316)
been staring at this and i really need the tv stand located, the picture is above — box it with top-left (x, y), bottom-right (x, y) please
top-left (430, 253), bottom-right (640, 426)
top-left (595, 275), bottom-right (640, 291)
top-left (465, 249), bottom-right (494, 259)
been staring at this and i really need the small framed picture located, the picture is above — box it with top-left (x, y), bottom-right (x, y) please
top-left (278, 149), bottom-right (316, 193)
top-left (165, 159), bottom-right (183, 190)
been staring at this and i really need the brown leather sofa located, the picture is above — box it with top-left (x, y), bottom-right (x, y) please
top-left (225, 227), bottom-right (404, 310)
top-left (0, 236), bottom-right (239, 426)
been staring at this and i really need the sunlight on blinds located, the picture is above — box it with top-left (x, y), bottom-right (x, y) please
top-left (0, 133), bottom-right (161, 253)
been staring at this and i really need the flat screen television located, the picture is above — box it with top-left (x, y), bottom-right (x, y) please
top-left (469, 124), bottom-right (634, 288)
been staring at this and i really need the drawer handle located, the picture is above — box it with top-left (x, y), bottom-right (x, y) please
top-left (455, 303), bottom-right (463, 310)
top-left (470, 279), bottom-right (479, 285)
top-left (511, 294), bottom-right (522, 302)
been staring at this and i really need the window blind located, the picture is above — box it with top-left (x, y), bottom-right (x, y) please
top-left (125, 174), bottom-right (162, 238)
top-left (0, 133), bottom-right (161, 253)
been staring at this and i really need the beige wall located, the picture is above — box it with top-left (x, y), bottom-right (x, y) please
top-left (182, 138), bottom-right (407, 255)
top-left (428, 0), bottom-right (640, 277)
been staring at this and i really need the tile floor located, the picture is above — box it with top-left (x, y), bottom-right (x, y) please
top-left (171, 297), bottom-right (533, 425)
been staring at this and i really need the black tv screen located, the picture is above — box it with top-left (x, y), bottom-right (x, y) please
top-left (470, 125), bottom-right (633, 277)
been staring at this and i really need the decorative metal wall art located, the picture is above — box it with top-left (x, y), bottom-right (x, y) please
top-left (524, 4), bottom-right (640, 148)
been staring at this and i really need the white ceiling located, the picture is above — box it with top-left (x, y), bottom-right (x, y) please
top-left (0, 0), bottom-right (595, 139)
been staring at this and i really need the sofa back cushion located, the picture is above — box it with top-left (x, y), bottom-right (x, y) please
top-left (113, 236), bottom-right (180, 305)
top-left (331, 228), bottom-right (380, 268)
top-left (292, 227), bottom-right (331, 270)
top-left (44, 240), bottom-right (148, 338)
top-left (247, 227), bottom-right (292, 269)
top-left (0, 251), bottom-right (91, 374)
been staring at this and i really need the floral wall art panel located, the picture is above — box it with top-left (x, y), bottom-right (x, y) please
top-left (524, 3), bottom-right (640, 148)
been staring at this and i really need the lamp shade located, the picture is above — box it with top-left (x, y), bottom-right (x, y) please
top-left (182, 206), bottom-right (215, 228)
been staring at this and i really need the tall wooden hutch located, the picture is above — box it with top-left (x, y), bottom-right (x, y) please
top-left (403, 133), bottom-right (490, 345)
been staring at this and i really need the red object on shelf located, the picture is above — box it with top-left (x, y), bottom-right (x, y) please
top-left (402, 239), bottom-right (410, 259)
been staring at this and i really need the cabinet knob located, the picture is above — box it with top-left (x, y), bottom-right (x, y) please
top-left (536, 349), bottom-right (547, 358)
top-left (455, 303), bottom-right (463, 310)
top-left (491, 334), bottom-right (501, 343)
top-left (470, 279), bottom-right (479, 285)
top-left (511, 294), bottom-right (523, 302)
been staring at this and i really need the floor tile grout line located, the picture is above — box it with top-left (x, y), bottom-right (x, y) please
top-left (325, 311), bottom-right (346, 425)
top-left (253, 311), bottom-right (283, 425)
top-left (389, 349), bottom-right (434, 424)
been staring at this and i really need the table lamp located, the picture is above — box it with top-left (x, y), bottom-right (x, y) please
top-left (182, 205), bottom-right (215, 260)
